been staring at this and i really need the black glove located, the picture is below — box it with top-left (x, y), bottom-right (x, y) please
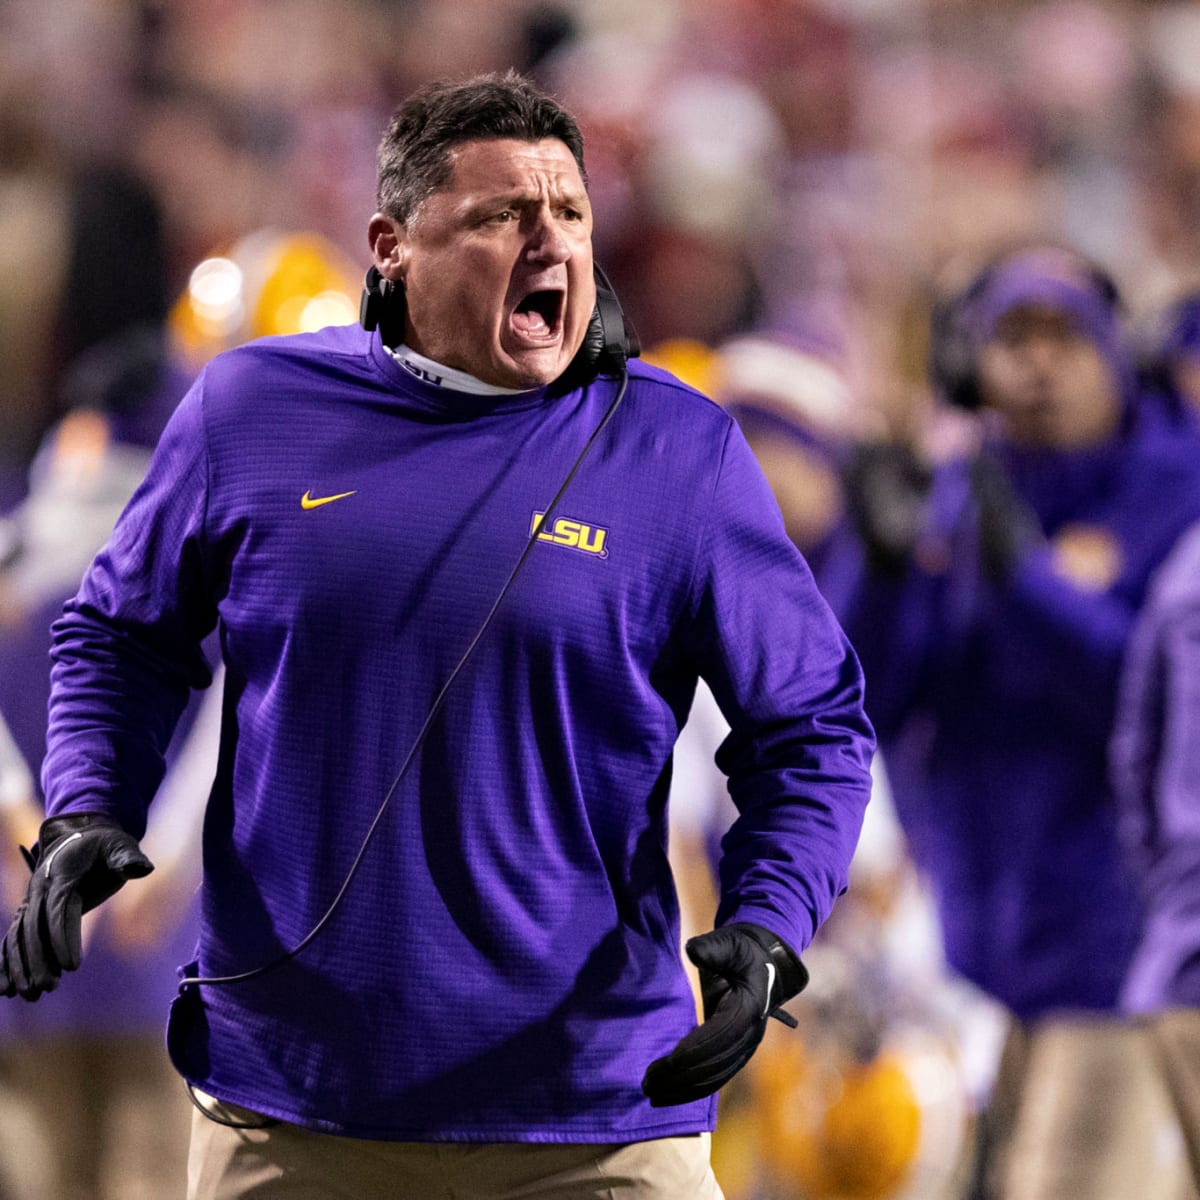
top-left (970, 453), bottom-right (1045, 583)
top-left (641, 922), bottom-right (808, 1108)
top-left (0, 813), bottom-right (153, 1001)
top-left (842, 442), bottom-right (933, 576)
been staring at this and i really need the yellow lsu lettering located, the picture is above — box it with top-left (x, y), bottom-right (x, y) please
top-left (530, 512), bottom-right (609, 558)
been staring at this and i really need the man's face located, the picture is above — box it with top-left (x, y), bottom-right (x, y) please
top-left (977, 305), bottom-right (1121, 448)
top-left (387, 138), bottom-right (595, 389)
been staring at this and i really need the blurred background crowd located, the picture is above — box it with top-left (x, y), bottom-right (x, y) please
top-left (4, 0), bottom-right (1200, 1197)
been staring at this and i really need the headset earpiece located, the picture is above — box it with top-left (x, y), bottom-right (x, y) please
top-left (359, 266), bottom-right (407, 347)
top-left (564, 263), bottom-right (639, 386)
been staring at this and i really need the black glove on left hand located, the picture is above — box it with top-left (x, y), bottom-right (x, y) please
top-left (842, 442), bottom-right (933, 577)
top-left (0, 813), bottom-right (154, 1001)
top-left (641, 922), bottom-right (808, 1108)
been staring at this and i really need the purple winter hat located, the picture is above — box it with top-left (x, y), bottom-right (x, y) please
top-left (972, 247), bottom-right (1129, 391)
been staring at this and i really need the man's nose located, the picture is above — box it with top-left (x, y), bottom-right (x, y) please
top-left (1014, 333), bottom-right (1061, 375)
top-left (524, 211), bottom-right (571, 265)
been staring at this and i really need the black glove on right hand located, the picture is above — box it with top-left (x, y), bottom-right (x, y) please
top-left (0, 813), bottom-right (153, 1001)
top-left (970, 452), bottom-right (1046, 583)
top-left (842, 442), bottom-right (933, 576)
top-left (641, 923), bottom-right (808, 1108)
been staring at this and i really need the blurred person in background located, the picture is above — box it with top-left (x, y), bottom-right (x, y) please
top-left (713, 311), bottom-right (878, 581)
top-left (0, 84), bottom-right (69, 502)
top-left (0, 157), bottom-right (214, 1200)
top-left (1110, 515), bottom-right (1200, 1193)
top-left (825, 244), bottom-right (1200, 1200)
top-left (0, 71), bottom-right (875, 1200)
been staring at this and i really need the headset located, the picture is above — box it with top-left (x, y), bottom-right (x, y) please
top-left (928, 248), bottom-right (1122, 411)
top-left (359, 261), bottom-right (638, 381)
top-left (178, 262), bottom-right (639, 1064)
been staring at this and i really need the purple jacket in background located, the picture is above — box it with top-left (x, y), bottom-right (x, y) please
top-left (1111, 519), bottom-right (1200, 1012)
top-left (0, 365), bottom-right (200, 1042)
top-left (41, 324), bottom-right (874, 1141)
top-left (820, 413), bottom-right (1200, 1021)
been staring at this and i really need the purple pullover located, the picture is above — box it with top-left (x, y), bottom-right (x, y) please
top-left (41, 323), bottom-right (874, 1141)
top-left (1111, 519), bottom-right (1200, 1012)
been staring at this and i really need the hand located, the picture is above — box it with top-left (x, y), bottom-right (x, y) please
top-left (970, 453), bottom-right (1045, 583)
top-left (841, 442), bottom-right (933, 576)
top-left (0, 813), bottom-right (153, 1000)
top-left (641, 922), bottom-right (808, 1107)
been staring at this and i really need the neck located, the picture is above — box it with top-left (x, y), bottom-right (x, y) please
top-left (385, 344), bottom-right (530, 396)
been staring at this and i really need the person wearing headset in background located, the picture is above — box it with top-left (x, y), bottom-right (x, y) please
top-left (0, 71), bottom-right (875, 1200)
top-left (823, 245), bottom-right (1200, 1200)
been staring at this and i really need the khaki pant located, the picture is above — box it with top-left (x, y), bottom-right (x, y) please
top-left (188, 1096), bottom-right (725, 1200)
top-left (982, 1014), bottom-right (1197, 1200)
top-left (0, 1033), bottom-right (192, 1200)
top-left (1148, 1008), bottom-right (1200, 1191)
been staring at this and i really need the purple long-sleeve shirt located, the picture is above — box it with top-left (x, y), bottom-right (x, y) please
top-left (821, 424), bottom-right (1200, 1020)
top-left (1111, 519), bottom-right (1200, 1012)
top-left (41, 323), bottom-right (874, 1140)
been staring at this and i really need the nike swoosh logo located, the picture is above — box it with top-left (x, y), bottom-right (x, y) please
top-left (301, 489), bottom-right (357, 510)
top-left (44, 832), bottom-right (83, 877)
top-left (763, 961), bottom-right (777, 1016)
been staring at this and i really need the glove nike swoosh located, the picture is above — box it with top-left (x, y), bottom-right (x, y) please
top-left (43, 833), bottom-right (84, 876)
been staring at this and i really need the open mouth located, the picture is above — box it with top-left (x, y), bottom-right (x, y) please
top-left (510, 289), bottom-right (564, 343)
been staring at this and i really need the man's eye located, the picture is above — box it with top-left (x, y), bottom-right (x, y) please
top-left (490, 210), bottom-right (515, 223)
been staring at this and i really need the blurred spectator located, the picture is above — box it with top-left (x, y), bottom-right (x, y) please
top-left (0, 146), bottom-right (208, 1199)
top-left (712, 307), bottom-right (881, 576)
top-left (0, 83), bottom-right (68, 486)
top-left (0, 403), bottom-right (208, 1199)
top-left (0, 132), bottom-right (177, 486)
top-left (1111, 518), bottom-right (1200, 1192)
top-left (825, 245), bottom-right (1200, 1199)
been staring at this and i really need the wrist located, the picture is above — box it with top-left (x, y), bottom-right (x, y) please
top-left (39, 812), bottom-right (124, 844)
top-left (726, 921), bottom-right (809, 1001)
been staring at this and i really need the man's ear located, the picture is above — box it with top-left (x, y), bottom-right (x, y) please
top-left (367, 213), bottom-right (408, 285)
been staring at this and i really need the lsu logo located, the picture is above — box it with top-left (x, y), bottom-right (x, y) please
top-left (399, 359), bottom-right (444, 386)
top-left (530, 512), bottom-right (609, 558)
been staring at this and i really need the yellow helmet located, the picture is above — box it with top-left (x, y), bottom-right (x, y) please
top-left (741, 975), bottom-right (969, 1200)
top-left (169, 229), bottom-right (361, 367)
top-left (640, 338), bottom-right (719, 395)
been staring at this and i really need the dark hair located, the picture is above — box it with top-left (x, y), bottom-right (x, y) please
top-left (376, 70), bottom-right (587, 223)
